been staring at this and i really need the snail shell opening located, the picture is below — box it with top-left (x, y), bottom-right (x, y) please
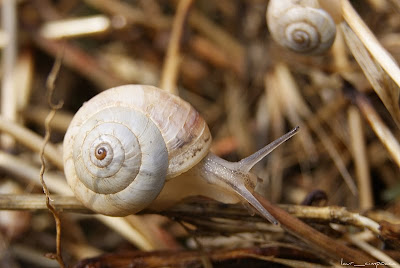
top-left (267, 0), bottom-right (336, 54)
top-left (63, 85), bottom-right (212, 216)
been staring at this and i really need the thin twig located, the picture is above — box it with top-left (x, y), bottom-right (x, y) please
top-left (253, 192), bottom-right (376, 264)
top-left (0, 194), bottom-right (90, 212)
top-left (347, 233), bottom-right (400, 267)
top-left (39, 50), bottom-right (65, 267)
top-left (348, 107), bottom-right (373, 210)
top-left (39, 15), bottom-right (111, 40)
top-left (342, 0), bottom-right (400, 122)
top-left (344, 82), bottom-right (400, 168)
top-left (242, 254), bottom-right (331, 268)
top-left (160, 0), bottom-right (195, 94)
top-left (0, 194), bottom-right (382, 235)
top-left (340, 21), bottom-right (400, 128)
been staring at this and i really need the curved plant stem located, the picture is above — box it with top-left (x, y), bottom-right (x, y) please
top-left (39, 49), bottom-right (65, 268)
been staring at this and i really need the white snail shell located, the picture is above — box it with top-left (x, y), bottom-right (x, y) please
top-left (267, 0), bottom-right (336, 54)
top-left (63, 85), bottom-right (211, 216)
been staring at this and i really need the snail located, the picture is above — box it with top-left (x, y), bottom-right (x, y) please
top-left (63, 85), bottom-right (299, 224)
top-left (266, 0), bottom-right (337, 54)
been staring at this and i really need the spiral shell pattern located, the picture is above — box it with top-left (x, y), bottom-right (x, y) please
top-left (63, 85), bottom-right (211, 216)
top-left (267, 0), bottom-right (336, 54)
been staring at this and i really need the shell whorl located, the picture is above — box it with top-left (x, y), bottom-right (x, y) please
top-left (267, 0), bottom-right (336, 54)
top-left (63, 85), bottom-right (212, 216)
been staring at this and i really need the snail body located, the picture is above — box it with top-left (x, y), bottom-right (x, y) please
top-left (63, 85), bottom-right (299, 224)
top-left (267, 0), bottom-right (336, 54)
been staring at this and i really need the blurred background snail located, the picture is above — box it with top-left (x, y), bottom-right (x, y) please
top-left (63, 85), bottom-right (299, 224)
top-left (266, 0), bottom-right (338, 54)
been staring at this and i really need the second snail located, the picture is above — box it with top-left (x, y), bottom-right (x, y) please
top-left (266, 0), bottom-right (338, 54)
top-left (63, 85), bottom-right (299, 224)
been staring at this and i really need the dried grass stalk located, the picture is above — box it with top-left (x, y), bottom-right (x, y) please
top-left (348, 107), bottom-right (373, 210)
top-left (341, 0), bottom-right (400, 128)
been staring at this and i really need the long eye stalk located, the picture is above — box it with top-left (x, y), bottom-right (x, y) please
top-left (198, 127), bottom-right (300, 224)
top-left (239, 126), bottom-right (300, 172)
